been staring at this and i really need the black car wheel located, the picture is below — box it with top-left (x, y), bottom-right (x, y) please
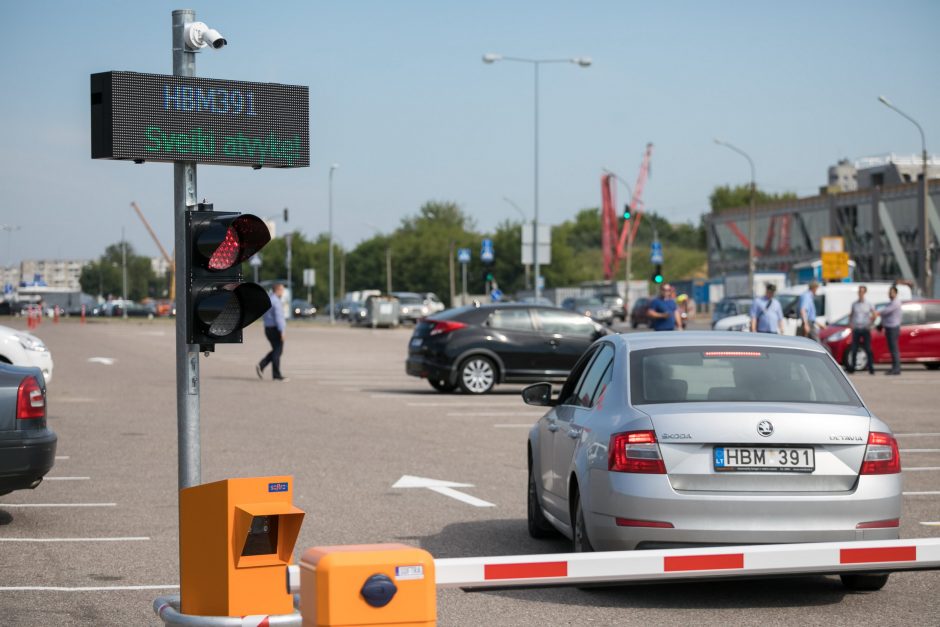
top-left (428, 378), bottom-right (456, 393)
top-left (925, 363), bottom-right (940, 371)
top-left (458, 356), bottom-right (496, 394)
top-left (527, 465), bottom-right (555, 539)
top-left (631, 320), bottom-right (638, 329)
top-left (573, 495), bottom-right (593, 553)
top-left (840, 573), bottom-right (889, 591)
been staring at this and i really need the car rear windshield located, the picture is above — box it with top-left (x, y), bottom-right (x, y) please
top-left (629, 346), bottom-right (861, 406)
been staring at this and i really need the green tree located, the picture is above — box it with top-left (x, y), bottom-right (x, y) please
top-left (709, 184), bottom-right (798, 213)
top-left (80, 242), bottom-right (161, 300)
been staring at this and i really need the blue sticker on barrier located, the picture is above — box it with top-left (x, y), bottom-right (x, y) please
top-left (268, 482), bottom-right (289, 493)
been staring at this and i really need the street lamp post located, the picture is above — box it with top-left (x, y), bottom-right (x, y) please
top-left (878, 96), bottom-right (932, 297)
top-left (714, 139), bottom-right (757, 296)
top-left (484, 53), bottom-right (591, 301)
top-left (328, 163), bottom-right (339, 324)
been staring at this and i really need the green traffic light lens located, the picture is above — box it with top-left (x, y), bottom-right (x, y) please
top-left (654, 276), bottom-right (663, 284)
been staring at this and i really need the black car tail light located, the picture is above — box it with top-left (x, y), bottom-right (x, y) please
top-left (428, 320), bottom-right (467, 336)
top-left (16, 376), bottom-right (45, 420)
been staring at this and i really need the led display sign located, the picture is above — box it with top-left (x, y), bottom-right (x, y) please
top-left (91, 71), bottom-right (309, 168)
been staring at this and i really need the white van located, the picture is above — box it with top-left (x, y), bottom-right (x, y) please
top-left (713, 282), bottom-right (912, 335)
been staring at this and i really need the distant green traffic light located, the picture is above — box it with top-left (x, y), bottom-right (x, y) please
top-left (623, 204), bottom-right (631, 220)
top-left (652, 263), bottom-right (663, 284)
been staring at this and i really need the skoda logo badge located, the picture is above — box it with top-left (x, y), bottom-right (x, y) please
top-left (757, 420), bottom-right (774, 437)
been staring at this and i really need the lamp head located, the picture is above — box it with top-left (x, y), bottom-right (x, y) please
top-left (574, 57), bottom-right (592, 67)
top-left (482, 53), bottom-right (502, 64)
top-left (878, 95), bottom-right (892, 106)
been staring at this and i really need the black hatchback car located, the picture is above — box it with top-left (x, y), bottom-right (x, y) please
top-left (0, 364), bottom-right (56, 496)
top-left (406, 304), bottom-right (608, 394)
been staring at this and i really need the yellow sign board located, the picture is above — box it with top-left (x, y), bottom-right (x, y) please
top-left (822, 251), bottom-right (850, 281)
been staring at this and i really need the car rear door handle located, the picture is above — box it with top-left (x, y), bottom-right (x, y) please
top-left (567, 429), bottom-right (580, 439)
top-left (547, 339), bottom-right (559, 347)
top-left (547, 422), bottom-right (559, 432)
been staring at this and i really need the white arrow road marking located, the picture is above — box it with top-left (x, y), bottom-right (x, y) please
top-left (87, 357), bottom-right (115, 366)
top-left (393, 475), bottom-right (495, 507)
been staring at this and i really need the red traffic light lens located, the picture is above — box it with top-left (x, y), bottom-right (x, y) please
top-left (198, 214), bottom-right (271, 271)
top-left (209, 227), bottom-right (240, 270)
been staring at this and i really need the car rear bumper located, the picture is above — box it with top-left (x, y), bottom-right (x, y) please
top-left (585, 469), bottom-right (901, 551)
top-left (406, 355), bottom-right (454, 382)
top-left (0, 429), bottom-right (57, 494)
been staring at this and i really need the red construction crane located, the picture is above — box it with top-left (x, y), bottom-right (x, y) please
top-left (601, 143), bottom-right (654, 280)
top-left (131, 201), bottom-right (175, 300)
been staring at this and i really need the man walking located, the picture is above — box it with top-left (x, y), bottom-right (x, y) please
top-left (880, 285), bottom-right (902, 376)
top-left (847, 285), bottom-right (877, 375)
top-left (797, 281), bottom-right (820, 340)
top-left (750, 283), bottom-right (784, 334)
top-left (257, 283), bottom-right (289, 382)
top-left (648, 284), bottom-right (683, 331)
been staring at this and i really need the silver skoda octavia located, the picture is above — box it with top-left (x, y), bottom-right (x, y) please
top-left (526, 332), bottom-right (902, 589)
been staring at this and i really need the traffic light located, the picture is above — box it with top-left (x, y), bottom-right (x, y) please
top-left (652, 264), bottom-right (664, 284)
top-left (186, 205), bottom-right (272, 350)
top-left (623, 204), bottom-right (632, 220)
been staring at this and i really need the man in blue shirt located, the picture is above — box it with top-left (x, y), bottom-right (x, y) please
top-left (749, 283), bottom-right (784, 334)
top-left (648, 284), bottom-right (682, 331)
top-left (257, 283), bottom-right (288, 381)
top-left (797, 281), bottom-right (820, 340)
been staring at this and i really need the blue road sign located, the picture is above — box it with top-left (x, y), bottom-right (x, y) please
top-left (490, 288), bottom-right (503, 302)
top-left (650, 240), bottom-right (664, 264)
top-left (481, 238), bottom-right (494, 263)
top-left (457, 248), bottom-right (471, 264)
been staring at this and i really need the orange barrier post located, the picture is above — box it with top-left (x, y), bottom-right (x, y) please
top-left (53, 306), bottom-right (59, 324)
top-left (300, 544), bottom-right (435, 627)
top-left (81, 304), bottom-right (86, 324)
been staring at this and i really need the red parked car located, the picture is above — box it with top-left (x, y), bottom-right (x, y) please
top-left (819, 300), bottom-right (940, 371)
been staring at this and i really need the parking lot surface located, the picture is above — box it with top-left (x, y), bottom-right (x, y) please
top-left (0, 318), bottom-right (938, 625)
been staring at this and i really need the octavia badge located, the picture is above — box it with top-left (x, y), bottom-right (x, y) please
top-left (757, 420), bottom-right (774, 437)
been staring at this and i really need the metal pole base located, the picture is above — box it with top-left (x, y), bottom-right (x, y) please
top-left (154, 595), bottom-right (301, 626)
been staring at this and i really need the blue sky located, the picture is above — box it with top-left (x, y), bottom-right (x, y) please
top-left (2, 0), bottom-right (938, 262)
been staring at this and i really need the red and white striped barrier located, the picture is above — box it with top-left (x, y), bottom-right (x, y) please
top-left (433, 538), bottom-right (940, 588)
top-left (287, 538), bottom-right (940, 593)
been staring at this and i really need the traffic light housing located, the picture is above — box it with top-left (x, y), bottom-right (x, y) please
top-left (652, 264), bottom-right (664, 284)
top-left (623, 204), bottom-right (632, 220)
top-left (186, 207), bottom-right (272, 350)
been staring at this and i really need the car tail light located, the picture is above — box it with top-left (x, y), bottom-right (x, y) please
top-left (860, 432), bottom-right (901, 475)
top-left (428, 320), bottom-right (467, 336)
top-left (609, 430), bottom-right (666, 474)
top-left (615, 518), bottom-right (674, 528)
top-left (856, 518), bottom-right (900, 529)
top-left (16, 376), bottom-right (45, 420)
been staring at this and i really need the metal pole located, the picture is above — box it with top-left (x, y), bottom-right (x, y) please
top-left (284, 207), bottom-right (292, 297)
top-left (172, 9), bottom-right (200, 490)
top-left (121, 227), bottom-right (127, 319)
top-left (386, 245), bottom-right (392, 293)
top-left (925, 147), bottom-right (933, 297)
top-left (714, 140), bottom-right (756, 295)
top-left (533, 63), bottom-right (541, 301)
top-left (328, 164), bottom-right (338, 323)
top-left (462, 262), bottom-right (467, 305)
top-left (448, 240), bottom-right (456, 307)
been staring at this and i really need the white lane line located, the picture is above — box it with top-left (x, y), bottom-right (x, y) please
top-left (899, 449), bottom-right (940, 453)
top-left (0, 503), bottom-right (116, 508)
top-left (87, 357), bottom-right (115, 366)
top-left (0, 537), bottom-right (149, 542)
top-left (0, 584), bottom-right (178, 592)
top-left (408, 402), bottom-right (523, 408)
top-left (43, 477), bottom-right (90, 481)
top-left (904, 467), bottom-right (940, 472)
top-left (903, 491), bottom-right (940, 496)
top-left (920, 522), bottom-right (940, 527)
top-left (896, 433), bottom-right (940, 437)
top-left (54, 456), bottom-right (69, 460)
top-left (447, 412), bottom-right (543, 417)
top-left (494, 424), bottom-right (535, 429)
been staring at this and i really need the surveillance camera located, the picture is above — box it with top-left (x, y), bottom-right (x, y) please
top-left (184, 21), bottom-right (227, 51)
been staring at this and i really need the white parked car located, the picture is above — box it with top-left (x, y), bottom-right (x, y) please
top-left (0, 325), bottom-right (54, 383)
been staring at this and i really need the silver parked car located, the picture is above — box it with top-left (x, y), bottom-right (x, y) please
top-left (526, 331), bottom-right (901, 591)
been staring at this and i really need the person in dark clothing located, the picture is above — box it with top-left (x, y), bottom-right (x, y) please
top-left (880, 286), bottom-right (902, 375)
top-left (847, 285), bottom-right (876, 375)
top-left (257, 283), bottom-right (289, 382)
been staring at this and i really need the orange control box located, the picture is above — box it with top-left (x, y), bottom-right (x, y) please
top-left (300, 544), bottom-right (436, 626)
top-left (180, 476), bottom-right (305, 617)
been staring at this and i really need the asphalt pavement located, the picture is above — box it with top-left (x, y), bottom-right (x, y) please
top-left (0, 316), bottom-right (938, 625)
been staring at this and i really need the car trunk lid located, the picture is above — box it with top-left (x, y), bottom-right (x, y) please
top-left (643, 402), bottom-right (871, 492)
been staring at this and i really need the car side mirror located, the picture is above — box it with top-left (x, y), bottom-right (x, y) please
top-left (522, 382), bottom-right (555, 407)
